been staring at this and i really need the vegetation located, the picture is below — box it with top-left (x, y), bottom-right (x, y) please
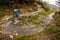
top-left (55, 12), bottom-right (60, 28)
top-left (0, 0), bottom-right (41, 5)
top-left (17, 14), bottom-right (40, 27)
top-left (40, 9), bottom-right (50, 16)
top-left (45, 12), bottom-right (60, 40)
top-left (0, 33), bottom-right (12, 40)
top-left (41, 2), bottom-right (50, 11)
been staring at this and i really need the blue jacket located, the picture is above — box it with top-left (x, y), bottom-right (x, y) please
top-left (14, 9), bottom-right (19, 15)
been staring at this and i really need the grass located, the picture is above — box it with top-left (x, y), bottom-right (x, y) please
top-left (17, 14), bottom-right (40, 27)
top-left (0, 16), bottom-right (4, 22)
top-left (40, 9), bottom-right (50, 16)
top-left (0, 6), bottom-right (12, 22)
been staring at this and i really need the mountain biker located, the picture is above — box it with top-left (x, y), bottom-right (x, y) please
top-left (14, 8), bottom-right (19, 17)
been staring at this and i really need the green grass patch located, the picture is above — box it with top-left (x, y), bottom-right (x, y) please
top-left (17, 14), bottom-right (40, 27)
top-left (0, 16), bottom-right (4, 22)
top-left (40, 9), bottom-right (50, 16)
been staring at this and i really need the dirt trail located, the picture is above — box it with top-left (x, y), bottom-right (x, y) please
top-left (0, 9), bottom-right (55, 35)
